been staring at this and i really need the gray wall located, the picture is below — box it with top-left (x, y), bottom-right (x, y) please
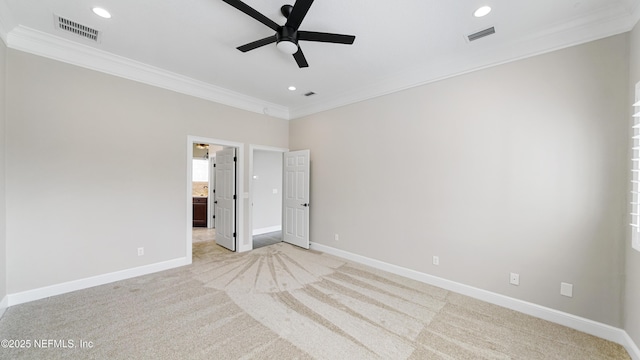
top-left (0, 37), bottom-right (7, 306)
top-left (252, 150), bottom-right (282, 233)
top-left (2, 26), bottom-right (636, 337)
top-left (290, 34), bottom-right (629, 327)
top-left (5, 49), bottom-right (288, 294)
top-left (626, 21), bottom-right (640, 347)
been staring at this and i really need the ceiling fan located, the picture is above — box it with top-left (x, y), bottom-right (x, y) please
top-left (221, 0), bottom-right (356, 68)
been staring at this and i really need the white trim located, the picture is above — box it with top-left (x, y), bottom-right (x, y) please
top-left (6, 26), bottom-right (290, 120)
top-left (253, 226), bottom-right (282, 236)
top-left (634, 82), bottom-right (640, 251)
top-left (1, 240), bottom-right (637, 358)
top-left (288, 6), bottom-right (636, 119)
top-left (250, 144), bottom-right (290, 153)
top-left (310, 242), bottom-right (640, 357)
top-left (0, 296), bottom-right (8, 319)
top-left (2, 5), bottom-right (636, 121)
top-left (187, 136), bottom-right (246, 254)
top-left (7, 257), bottom-right (188, 307)
top-left (248, 144), bottom-right (288, 252)
top-left (623, 331), bottom-right (640, 360)
top-left (186, 139), bottom-right (194, 262)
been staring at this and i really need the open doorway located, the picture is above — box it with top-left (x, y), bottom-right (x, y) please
top-left (187, 136), bottom-right (245, 262)
top-left (250, 145), bottom-right (287, 250)
top-left (192, 142), bottom-right (223, 244)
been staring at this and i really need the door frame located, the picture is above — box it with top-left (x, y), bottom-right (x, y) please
top-left (187, 136), bottom-right (245, 263)
top-left (248, 144), bottom-right (288, 251)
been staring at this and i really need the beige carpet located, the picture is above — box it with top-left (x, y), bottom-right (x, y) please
top-left (0, 242), bottom-right (631, 359)
top-left (192, 227), bottom-right (216, 243)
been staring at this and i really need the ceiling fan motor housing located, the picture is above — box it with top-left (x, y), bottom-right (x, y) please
top-left (276, 26), bottom-right (299, 54)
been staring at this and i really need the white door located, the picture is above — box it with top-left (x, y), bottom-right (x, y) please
top-left (215, 148), bottom-right (236, 251)
top-left (208, 156), bottom-right (216, 229)
top-left (283, 150), bottom-right (310, 249)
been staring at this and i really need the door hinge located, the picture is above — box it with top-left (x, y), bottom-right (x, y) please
top-left (233, 156), bottom-right (237, 162)
top-left (233, 232), bottom-right (236, 238)
top-left (213, 164), bottom-right (216, 167)
top-left (233, 194), bottom-right (236, 200)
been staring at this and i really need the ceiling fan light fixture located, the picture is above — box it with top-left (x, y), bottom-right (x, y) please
top-left (277, 40), bottom-right (298, 54)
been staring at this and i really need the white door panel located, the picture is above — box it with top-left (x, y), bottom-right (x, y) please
top-left (215, 148), bottom-right (236, 251)
top-left (208, 156), bottom-right (216, 229)
top-left (282, 150), bottom-right (310, 249)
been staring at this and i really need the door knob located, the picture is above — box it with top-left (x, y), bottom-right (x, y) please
top-left (301, 203), bottom-right (309, 207)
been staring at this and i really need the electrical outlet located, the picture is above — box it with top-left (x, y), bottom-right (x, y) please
top-left (510, 272), bottom-right (520, 286)
top-left (137, 247), bottom-right (144, 256)
top-left (334, 234), bottom-right (339, 241)
top-left (561, 282), bottom-right (573, 297)
top-left (432, 256), bottom-right (440, 266)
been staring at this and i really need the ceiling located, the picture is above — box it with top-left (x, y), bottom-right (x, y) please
top-left (0, 0), bottom-right (639, 120)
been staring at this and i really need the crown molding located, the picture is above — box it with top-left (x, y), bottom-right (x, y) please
top-left (5, 25), bottom-right (290, 120)
top-left (289, 3), bottom-right (638, 120)
top-left (3, 1), bottom-right (639, 122)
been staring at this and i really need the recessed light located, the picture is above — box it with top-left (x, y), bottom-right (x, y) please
top-left (92, 7), bottom-right (111, 19)
top-left (288, 86), bottom-right (297, 91)
top-left (474, 6), bottom-right (491, 17)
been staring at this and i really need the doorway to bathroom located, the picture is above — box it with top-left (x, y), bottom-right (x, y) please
top-left (191, 142), bottom-right (223, 246)
top-left (187, 136), bottom-right (245, 260)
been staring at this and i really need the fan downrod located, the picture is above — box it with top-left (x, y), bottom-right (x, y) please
top-left (280, 4), bottom-right (293, 18)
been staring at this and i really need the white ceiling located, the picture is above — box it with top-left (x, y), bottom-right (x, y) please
top-left (0, 0), bottom-right (639, 119)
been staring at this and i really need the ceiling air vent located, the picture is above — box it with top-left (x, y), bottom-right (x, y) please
top-left (467, 27), bottom-right (495, 42)
top-left (55, 15), bottom-right (101, 42)
top-left (304, 92), bottom-right (316, 97)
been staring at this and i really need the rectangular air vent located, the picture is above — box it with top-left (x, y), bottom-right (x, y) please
top-left (304, 92), bottom-right (316, 97)
top-left (55, 15), bottom-right (101, 42)
top-left (467, 27), bottom-right (495, 42)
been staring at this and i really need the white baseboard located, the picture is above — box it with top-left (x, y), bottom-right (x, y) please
top-left (7, 257), bottom-right (189, 307)
top-left (310, 242), bottom-right (640, 360)
top-left (253, 225), bottom-right (281, 236)
top-left (0, 295), bottom-right (8, 319)
top-left (624, 331), bottom-right (640, 360)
